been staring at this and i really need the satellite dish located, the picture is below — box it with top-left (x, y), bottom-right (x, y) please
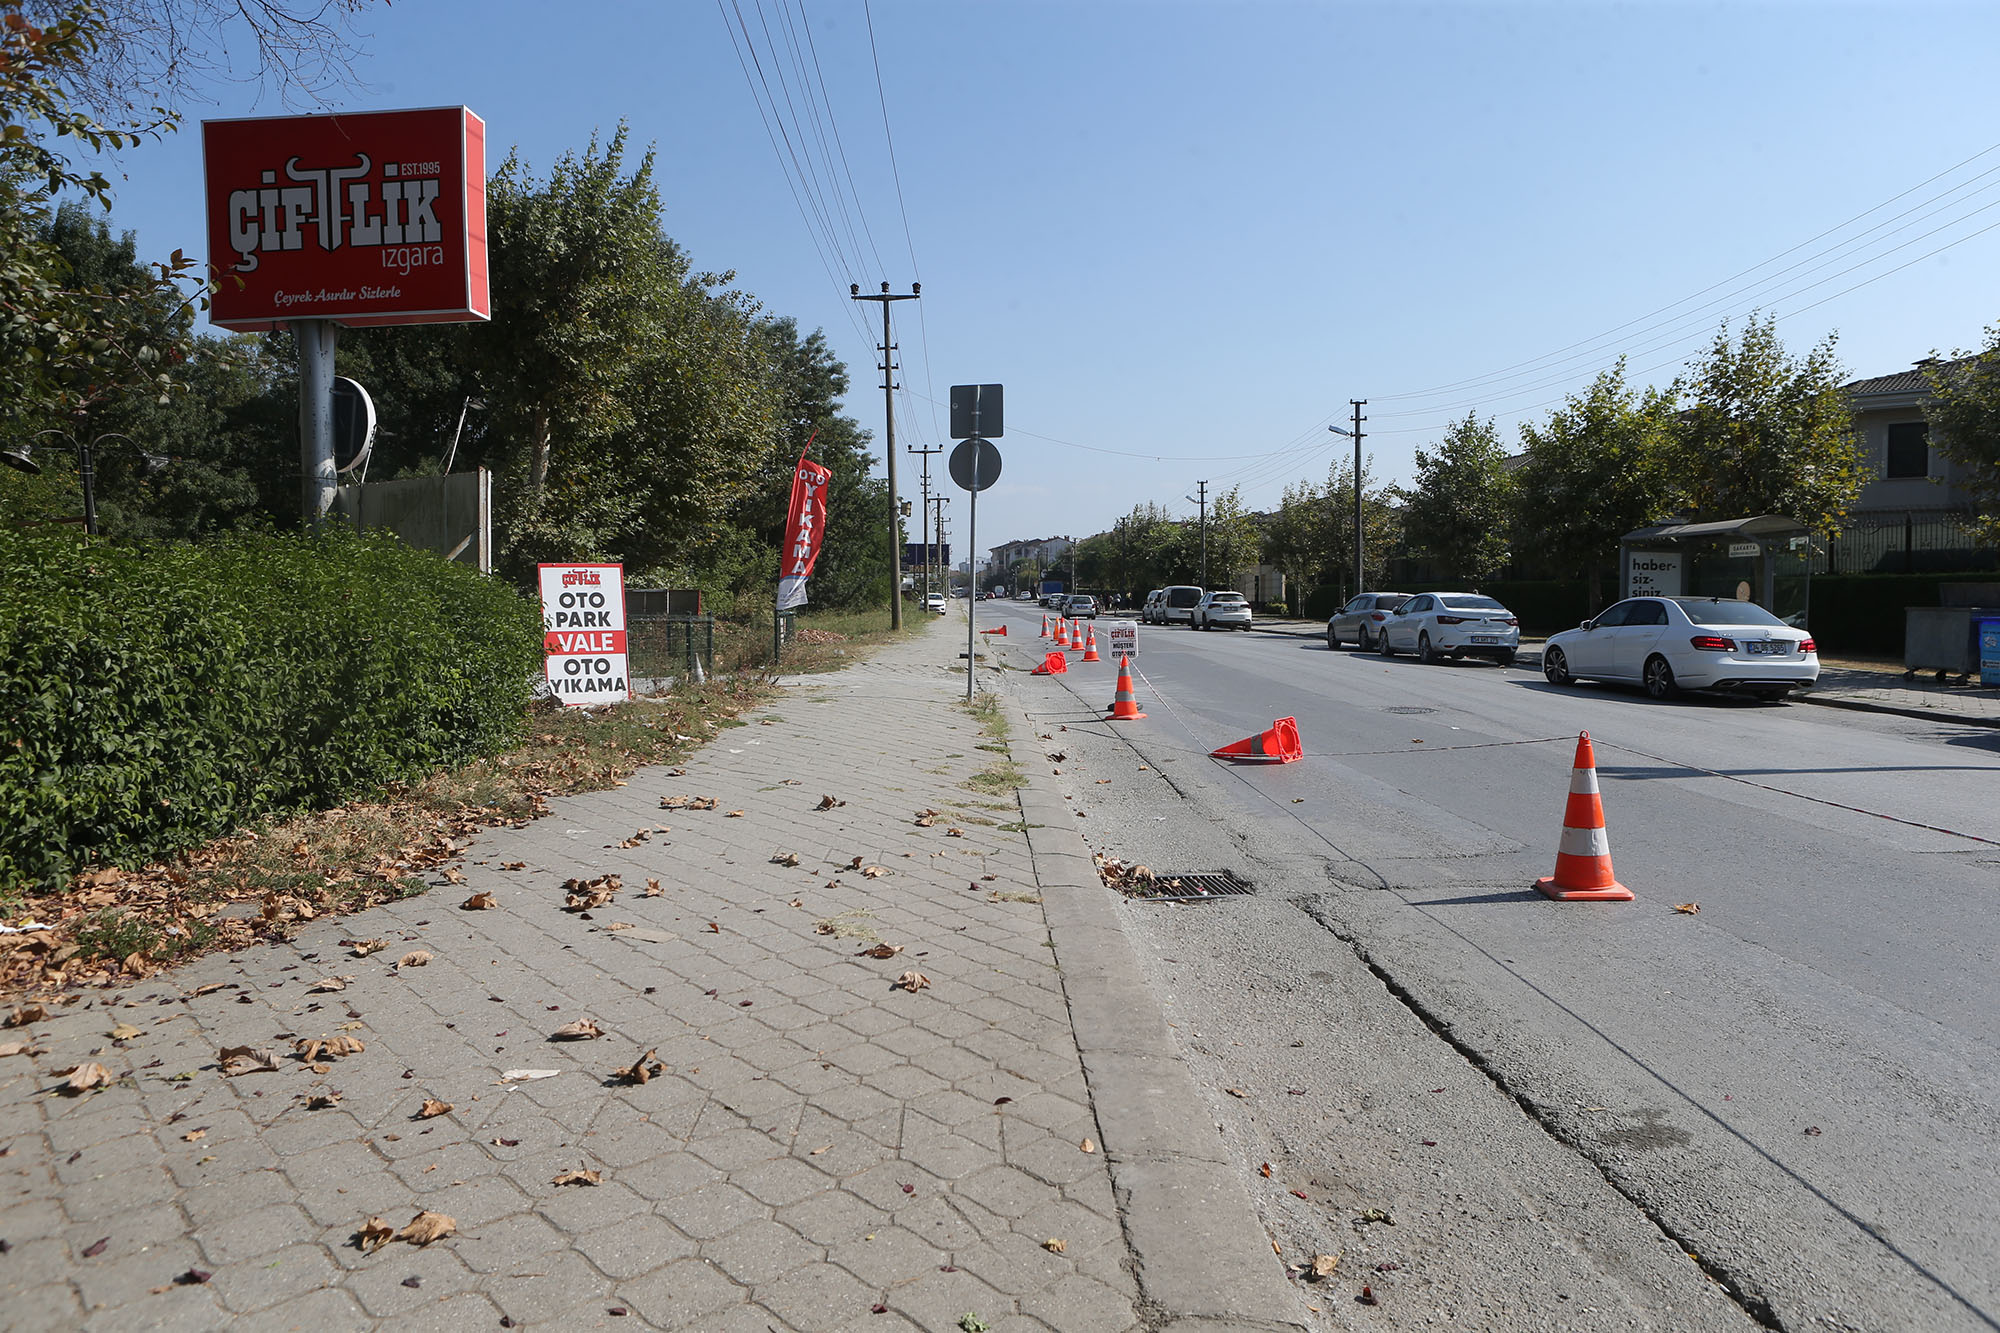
top-left (332, 377), bottom-right (376, 474)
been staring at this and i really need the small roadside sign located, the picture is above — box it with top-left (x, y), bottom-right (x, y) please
top-left (538, 563), bottom-right (629, 705)
top-left (1102, 618), bottom-right (1138, 659)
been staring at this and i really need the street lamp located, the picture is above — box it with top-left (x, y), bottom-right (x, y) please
top-left (1, 430), bottom-right (159, 536)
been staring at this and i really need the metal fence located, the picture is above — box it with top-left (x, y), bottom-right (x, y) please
top-left (628, 614), bottom-right (713, 681)
top-left (1818, 511), bottom-right (1995, 575)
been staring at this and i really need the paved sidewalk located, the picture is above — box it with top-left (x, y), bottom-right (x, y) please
top-left (0, 620), bottom-right (1303, 1331)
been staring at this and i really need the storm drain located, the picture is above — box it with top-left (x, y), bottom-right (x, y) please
top-left (1129, 869), bottom-right (1253, 903)
top-left (1383, 706), bottom-right (1436, 715)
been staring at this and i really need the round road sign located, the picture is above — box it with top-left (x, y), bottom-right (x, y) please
top-left (950, 436), bottom-right (1001, 492)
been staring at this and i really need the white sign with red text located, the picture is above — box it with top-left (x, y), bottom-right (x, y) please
top-left (539, 563), bottom-right (628, 705)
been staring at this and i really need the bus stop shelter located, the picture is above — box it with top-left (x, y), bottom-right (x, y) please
top-left (1619, 515), bottom-right (1814, 625)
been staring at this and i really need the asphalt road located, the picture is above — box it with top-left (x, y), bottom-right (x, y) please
top-left (983, 602), bottom-right (2000, 1332)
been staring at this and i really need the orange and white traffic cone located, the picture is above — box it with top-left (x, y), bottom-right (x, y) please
top-left (1054, 618), bottom-right (1069, 648)
top-left (1211, 717), bottom-right (1303, 763)
top-left (1031, 651), bottom-right (1069, 676)
top-left (1105, 655), bottom-right (1146, 720)
top-left (980, 624), bottom-right (1007, 636)
top-left (1081, 624), bottom-right (1101, 662)
top-left (1040, 613), bottom-right (1050, 639)
top-left (1535, 731), bottom-right (1633, 902)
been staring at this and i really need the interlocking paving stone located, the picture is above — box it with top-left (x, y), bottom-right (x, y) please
top-left (0, 628), bottom-right (1142, 1330)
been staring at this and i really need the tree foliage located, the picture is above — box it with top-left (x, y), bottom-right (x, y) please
top-left (1921, 326), bottom-right (2000, 543)
top-left (1672, 313), bottom-right (1863, 533)
top-left (1402, 412), bottom-right (1516, 583)
top-left (1514, 361), bottom-right (1681, 605)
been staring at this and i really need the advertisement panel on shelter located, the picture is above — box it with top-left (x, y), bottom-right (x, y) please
top-left (1626, 551), bottom-right (1682, 598)
top-left (203, 106), bottom-right (489, 330)
top-left (538, 564), bottom-right (628, 705)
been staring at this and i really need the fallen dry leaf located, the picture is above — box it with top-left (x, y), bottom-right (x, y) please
top-left (1042, 1237), bottom-right (1067, 1253)
top-left (1674, 902), bottom-right (1701, 914)
top-left (861, 865), bottom-right (887, 879)
top-left (1226, 1087), bottom-right (1248, 1099)
top-left (1080, 1138), bottom-right (1096, 1154)
top-left (308, 975), bottom-right (352, 994)
top-left (659, 794), bottom-right (717, 811)
top-left (349, 938), bottom-right (389, 957)
top-left (460, 892), bottom-right (497, 911)
top-left (60, 1062), bottom-right (115, 1094)
top-left (644, 878), bottom-right (663, 897)
top-left (5, 1004), bottom-right (49, 1028)
top-left (1259, 1162), bottom-right (1273, 1177)
top-left (856, 943), bottom-right (904, 960)
top-left (895, 971), bottom-right (930, 993)
top-left (396, 950), bottom-right (432, 969)
top-left (294, 1035), bottom-right (364, 1063)
top-left (500, 1069), bottom-right (560, 1082)
top-left (551, 1167), bottom-right (602, 1187)
top-left (0, 1040), bottom-right (41, 1058)
top-left (306, 1090), bottom-right (342, 1109)
top-left (809, 1144), bottom-right (831, 1156)
top-left (416, 1098), bottom-right (453, 1119)
top-left (499, 862), bottom-right (526, 872)
top-left (816, 795), bottom-right (845, 810)
top-left (725, 810), bottom-right (746, 819)
top-left (847, 855), bottom-right (864, 870)
top-left (1310, 1253), bottom-right (1341, 1280)
top-left (548, 1019), bottom-right (603, 1041)
top-left (218, 1046), bottom-right (280, 1076)
top-left (946, 828), bottom-right (964, 838)
top-left (615, 1048), bottom-right (663, 1084)
top-left (562, 875), bottom-right (620, 912)
top-left (772, 852), bottom-right (801, 867)
top-left (108, 1022), bottom-right (142, 1041)
top-left (397, 1211), bottom-right (456, 1246)
top-left (356, 1217), bottom-right (395, 1252)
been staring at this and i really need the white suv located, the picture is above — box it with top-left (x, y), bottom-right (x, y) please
top-left (1193, 590), bottom-right (1252, 631)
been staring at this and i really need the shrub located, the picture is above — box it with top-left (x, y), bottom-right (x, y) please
top-left (0, 526), bottom-right (542, 891)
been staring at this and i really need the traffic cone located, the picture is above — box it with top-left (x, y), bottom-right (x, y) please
top-left (1535, 731), bottom-right (1633, 902)
top-left (1031, 651), bottom-right (1069, 676)
top-left (1211, 717), bottom-right (1303, 763)
top-left (980, 624), bottom-right (1008, 636)
top-left (1081, 624), bottom-right (1101, 662)
top-left (1105, 655), bottom-right (1146, 720)
top-left (1054, 619), bottom-right (1069, 648)
top-left (1040, 613), bottom-right (1050, 638)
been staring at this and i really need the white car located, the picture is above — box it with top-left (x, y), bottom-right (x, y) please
top-left (1541, 596), bottom-right (1819, 702)
top-left (1377, 592), bottom-right (1519, 665)
top-left (923, 592), bottom-right (947, 615)
top-left (1193, 590), bottom-right (1252, 630)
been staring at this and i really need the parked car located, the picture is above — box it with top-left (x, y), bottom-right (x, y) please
top-left (923, 592), bottom-right (947, 615)
top-left (1377, 592), bottom-right (1519, 665)
top-left (1016, 590), bottom-right (1037, 601)
top-left (1326, 592), bottom-right (1410, 650)
top-left (1059, 594), bottom-right (1099, 619)
top-left (1159, 585), bottom-right (1204, 627)
top-left (1141, 589), bottom-right (1166, 624)
top-left (1541, 596), bottom-right (1819, 701)
top-left (1193, 589), bottom-right (1252, 630)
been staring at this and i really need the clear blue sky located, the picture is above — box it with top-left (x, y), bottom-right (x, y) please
top-left (100, 0), bottom-right (2000, 568)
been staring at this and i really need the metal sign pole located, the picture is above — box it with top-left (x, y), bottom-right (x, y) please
top-left (295, 318), bottom-right (339, 525)
top-left (967, 467), bottom-right (978, 701)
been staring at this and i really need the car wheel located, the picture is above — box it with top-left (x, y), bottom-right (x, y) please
top-left (1644, 654), bottom-right (1679, 700)
top-left (1378, 630), bottom-right (1395, 657)
top-left (1356, 626), bottom-right (1372, 651)
top-left (1418, 632), bottom-right (1439, 664)
top-left (1497, 649), bottom-right (1516, 668)
top-left (1755, 687), bottom-right (1792, 703)
top-left (1326, 628), bottom-right (1338, 649)
top-left (1543, 646), bottom-right (1571, 685)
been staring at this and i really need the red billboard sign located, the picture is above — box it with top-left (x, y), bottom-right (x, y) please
top-left (203, 106), bottom-right (490, 331)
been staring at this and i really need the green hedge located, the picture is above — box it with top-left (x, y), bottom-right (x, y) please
top-left (1795, 573), bottom-right (1999, 657)
top-left (0, 527), bottom-right (542, 892)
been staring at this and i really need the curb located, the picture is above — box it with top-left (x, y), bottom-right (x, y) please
top-left (1796, 691), bottom-right (2000, 728)
top-left (991, 647), bottom-right (1309, 1333)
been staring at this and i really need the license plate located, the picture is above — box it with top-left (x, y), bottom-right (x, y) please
top-left (1471, 635), bottom-right (1499, 644)
top-left (1749, 640), bottom-right (1787, 655)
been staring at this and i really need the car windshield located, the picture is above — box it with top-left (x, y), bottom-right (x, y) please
top-left (1674, 598), bottom-right (1788, 628)
top-left (1439, 595), bottom-right (1505, 611)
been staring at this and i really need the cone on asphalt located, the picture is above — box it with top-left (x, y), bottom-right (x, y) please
top-left (980, 624), bottom-right (1008, 636)
top-left (1081, 624), bottom-right (1101, 662)
top-left (1040, 613), bottom-right (1050, 638)
top-left (1054, 619), bottom-right (1069, 648)
top-left (1535, 731), bottom-right (1633, 902)
top-left (1030, 651), bottom-right (1069, 676)
top-left (1211, 717), bottom-right (1303, 763)
top-left (1105, 655), bottom-right (1146, 720)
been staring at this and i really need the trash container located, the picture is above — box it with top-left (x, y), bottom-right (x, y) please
top-left (1980, 616), bottom-right (2000, 688)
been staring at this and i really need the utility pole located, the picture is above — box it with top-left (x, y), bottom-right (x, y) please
top-left (909, 440), bottom-right (942, 604)
top-left (1329, 400), bottom-right (1366, 598)
top-left (1186, 481), bottom-right (1209, 587)
top-left (930, 495), bottom-right (950, 593)
top-left (851, 281), bottom-right (920, 629)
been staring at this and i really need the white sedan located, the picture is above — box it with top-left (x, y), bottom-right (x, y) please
top-left (1377, 592), bottom-right (1519, 665)
top-left (1192, 590), bottom-right (1252, 630)
top-left (1541, 596), bottom-right (1818, 701)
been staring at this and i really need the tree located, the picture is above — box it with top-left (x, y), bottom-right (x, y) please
top-left (1672, 313), bottom-right (1864, 533)
top-left (1515, 361), bottom-right (1683, 607)
top-left (1920, 326), bottom-right (2000, 543)
top-left (1402, 412), bottom-right (1516, 583)
top-left (1191, 485), bottom-right (1261, 587)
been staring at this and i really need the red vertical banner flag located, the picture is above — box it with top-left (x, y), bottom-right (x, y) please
top-left (776, 454), bottom-right (832, 611)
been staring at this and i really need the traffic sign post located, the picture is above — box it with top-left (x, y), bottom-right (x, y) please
top-left (952, 435), bottom-right (1002, 700)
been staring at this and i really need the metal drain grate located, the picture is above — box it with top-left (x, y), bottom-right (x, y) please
top-left (1383, 706), bottom-right (1436, 715)
top-left (1134, 869), bottom-right (1253, 902)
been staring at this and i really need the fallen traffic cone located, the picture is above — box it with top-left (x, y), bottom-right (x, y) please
top-left (1211, 717), bottom-right (1303, 763)
top-left (1031, 651), bottom-right (1069, 676)
top-left (1081, 624), bottom-right (1101, 661)
top-left (1054, 619), bottom-right (1069, 648)
top-left (1535, 731), bottom-right (1633, 902)
top-left (1105, 655), bottom-right (1146, 720)
top-left (980, 624), bottom-right (1008, 635)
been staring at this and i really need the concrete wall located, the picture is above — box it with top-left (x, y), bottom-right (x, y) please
top-left (331, 468), bottom-right (492, 573)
